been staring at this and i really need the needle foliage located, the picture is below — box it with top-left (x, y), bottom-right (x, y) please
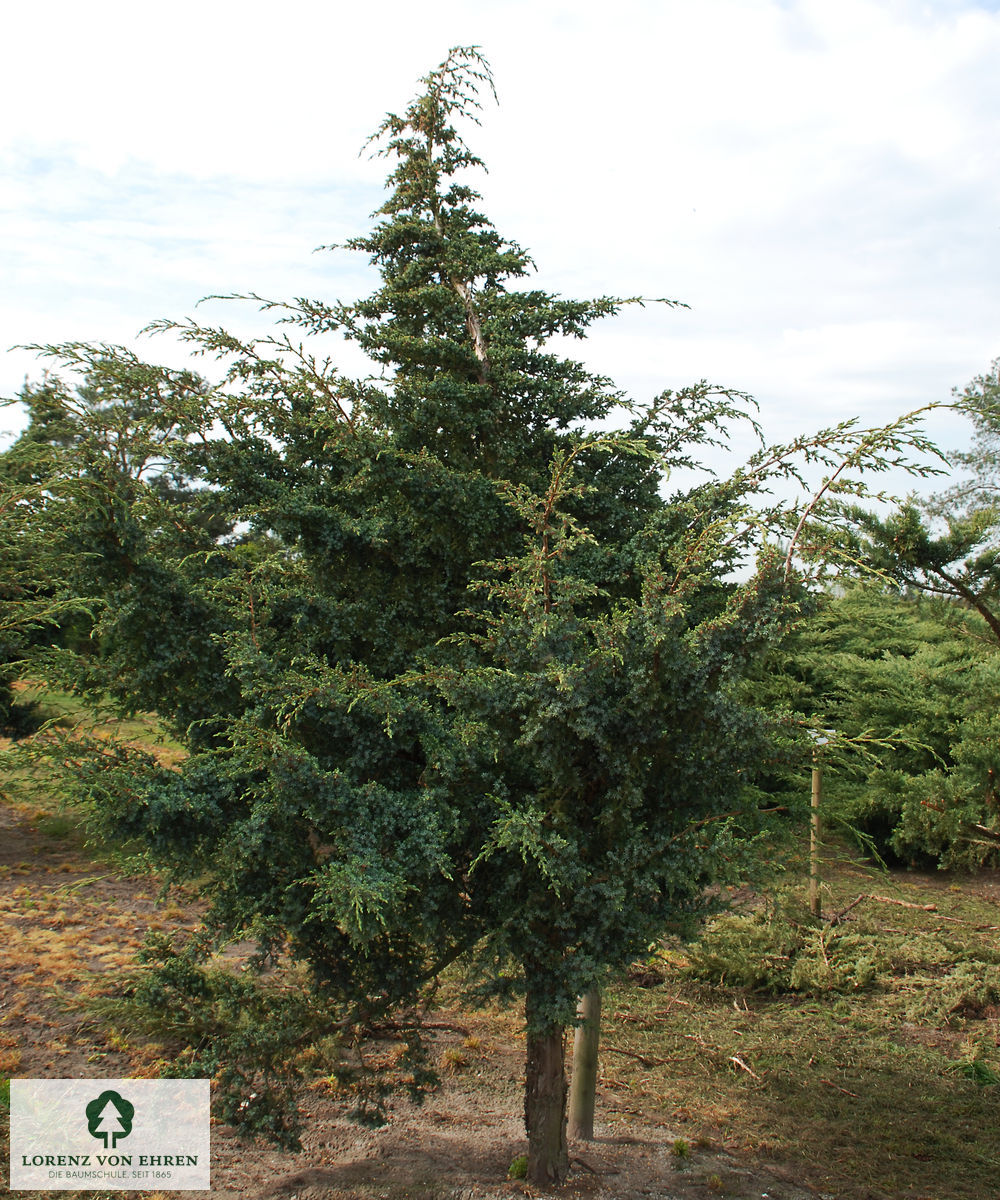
top-left (2, 47), bottom-right (946, 1183)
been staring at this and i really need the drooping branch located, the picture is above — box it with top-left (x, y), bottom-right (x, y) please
top-left (925, 562), bottom-right (1000, 645)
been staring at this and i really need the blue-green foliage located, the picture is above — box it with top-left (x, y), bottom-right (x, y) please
top-left (9, 49), bottom-right (811, 1148)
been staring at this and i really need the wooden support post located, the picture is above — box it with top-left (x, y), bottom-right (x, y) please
top-left (810, 752), bottom-right (822, 919)
top-left (567, 987), bottom-right (601, 1141)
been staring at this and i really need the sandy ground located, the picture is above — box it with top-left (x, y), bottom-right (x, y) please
top-left (0, 800), bottom-right (834, 1200)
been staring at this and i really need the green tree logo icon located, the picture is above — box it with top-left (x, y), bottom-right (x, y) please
top-left (85, 1090), bottom-right (135, 1148)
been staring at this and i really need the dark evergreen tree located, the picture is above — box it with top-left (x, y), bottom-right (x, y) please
top-left (0, 377), bottom-right (102, 731)
top-left (10, 48), bottom-right (943, 1182)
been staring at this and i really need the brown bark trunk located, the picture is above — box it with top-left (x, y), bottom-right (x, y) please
top-left (523, 987), bottom-right (569, 1185)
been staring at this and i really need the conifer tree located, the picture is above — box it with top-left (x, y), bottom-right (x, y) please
top-left (11, 48), bottom-right (944, 1183)
top-left (843, 359), bottom-right (1000, 644)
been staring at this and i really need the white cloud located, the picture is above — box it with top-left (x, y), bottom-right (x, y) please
top-left (2, 0), bottom-right (999, 483)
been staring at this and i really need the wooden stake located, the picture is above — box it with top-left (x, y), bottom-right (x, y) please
top-left (567, 987), bottom-right (601, 1141)
top-left (810, 753), bottom-right (822, 920)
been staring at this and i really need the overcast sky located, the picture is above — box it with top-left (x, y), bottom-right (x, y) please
top-left (2, 0), bottom-right (998, 485)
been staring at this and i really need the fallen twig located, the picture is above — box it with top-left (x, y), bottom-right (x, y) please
top-left (828, 892), bottom-right (937, 928)
top-left (820, 1078), bottom-right (859, 1098)
top-left (729, 1054), bottom-right (761, 1081)
top-left (421, 1021), bottom-right (473, 1035)
top-left (828, 893), bottom-right (867, 927)
top-left (652, 993), bottom-right (693, 1014)
top-left (870, 894), bottom-right (937, 912)
top-left (602, 1045), bottom-right (675, 1068)
top-left (365, 1020), bottom-right (471, 1039)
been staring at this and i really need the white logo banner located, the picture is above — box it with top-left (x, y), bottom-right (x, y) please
top-left (10, 1079), bottom-right (210, 1191)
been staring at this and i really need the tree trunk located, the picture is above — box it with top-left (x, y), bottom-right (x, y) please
top-left (524, 985), bottom-right (569, 1186)
top-left (567, 986), bottom-right (601, 1140)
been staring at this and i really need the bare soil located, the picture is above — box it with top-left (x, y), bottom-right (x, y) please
top-left (0, 801), bottom-right (834, 1200)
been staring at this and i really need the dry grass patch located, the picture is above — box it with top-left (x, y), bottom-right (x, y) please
top-left (599, 859), bottom-right (1000, 1200)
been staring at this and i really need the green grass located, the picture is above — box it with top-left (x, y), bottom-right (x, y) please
top-left (603, 858), bottom-right (1000, 1199)
top-left (0, 680), bottom-right (185, 851)
top-left (34, 813), bottom-right (76, 839)
top-left (13, 680), bottom-right (184, 751)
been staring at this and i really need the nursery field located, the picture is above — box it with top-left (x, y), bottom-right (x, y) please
top-left (2, 694), bottom-right (1000, 1200)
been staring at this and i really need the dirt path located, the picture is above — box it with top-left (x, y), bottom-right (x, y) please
top-left (0, 802), bottom-right (826, 1199)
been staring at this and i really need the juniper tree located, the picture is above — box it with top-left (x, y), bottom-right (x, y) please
top-left (0, 377), bottom-right (107, 730)
top-left (12, 48), bottom-right (945, 1184)
top-left (395, 446), bottom-right (791, 1178)
top-left (795, 361), bottom-right (1000, 866)
top-left (837, 360), bottom-right (1000, 644)
top-left (845, 501), bottom-right (1000, 645)
top-left (945, 357), bottom-right (1000, 507)
top-left (0, 359), bottom-right (240, 738)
